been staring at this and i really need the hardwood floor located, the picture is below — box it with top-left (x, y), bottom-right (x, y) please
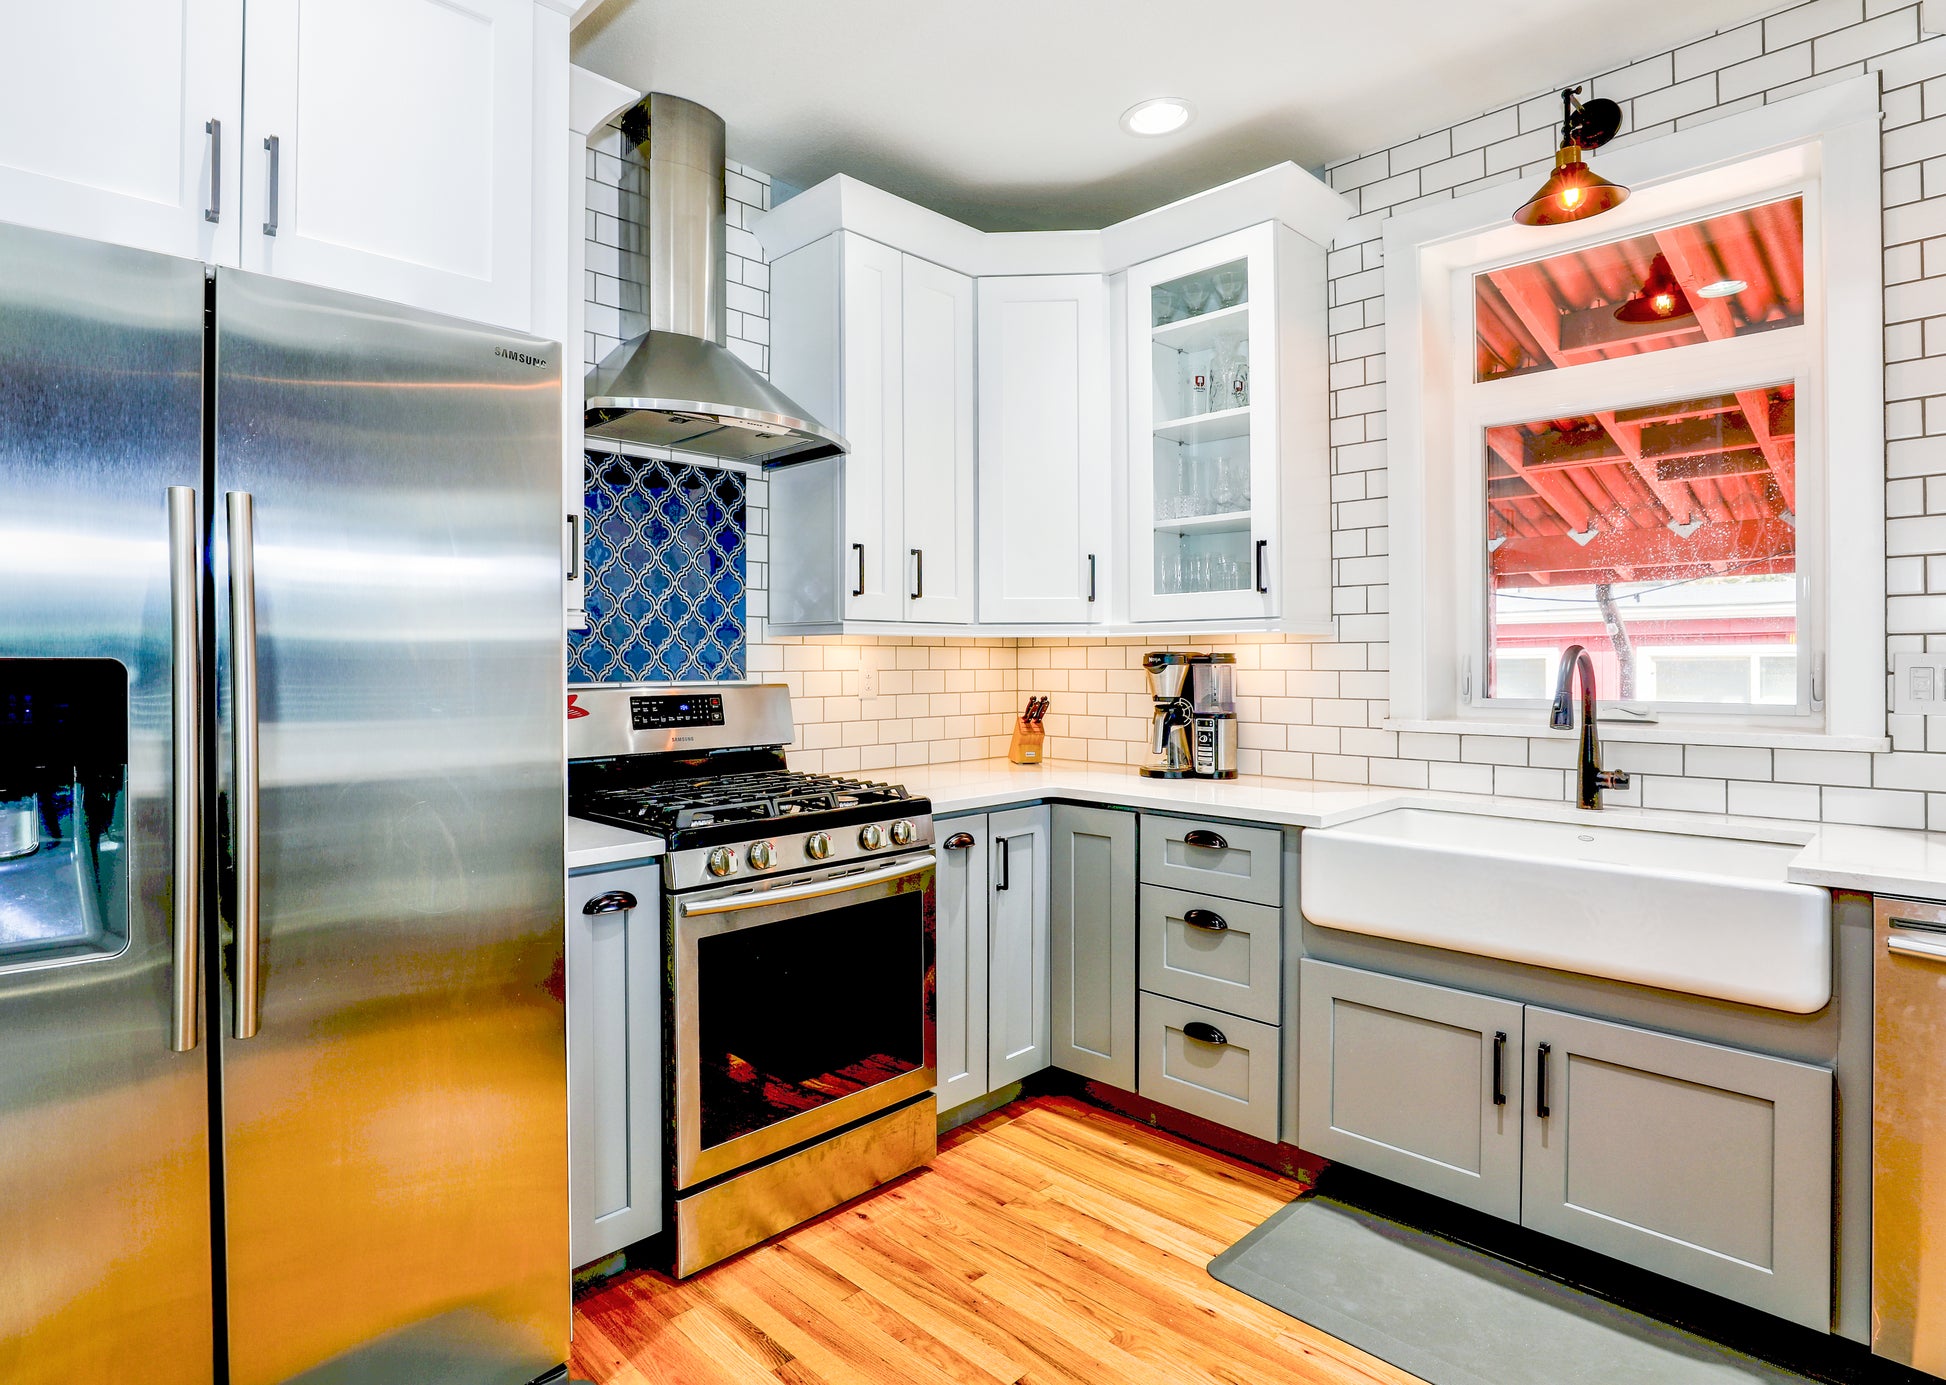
top-left (570, 1095), bottom-right (1422, 1385)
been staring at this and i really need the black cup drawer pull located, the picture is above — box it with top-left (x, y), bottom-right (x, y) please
top-left (1183, 1020), bottom-right (1228, 1047)
top-left (1182, 829), bottom-right (1229, 850)
top-left (583, 890), bottom-right (637, 915)
top-left (1182, 908), bottom-right (1228, 932)
top-left (943, 831), bottom-right (976, 851)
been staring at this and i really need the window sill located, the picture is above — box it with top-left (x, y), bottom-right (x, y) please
top-left (1382, 717), bottom-right (1891, 754)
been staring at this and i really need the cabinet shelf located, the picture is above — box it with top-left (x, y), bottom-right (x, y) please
top-left (1153, 405), bottom-right (1251, 445)
top-left (1152, 509), bottom-right (1253, 533)
top-left (1151, 301), bottom-right (1250, 352)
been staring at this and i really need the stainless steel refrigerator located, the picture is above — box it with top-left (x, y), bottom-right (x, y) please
top-left (0, 221), bottom-right (569, 1385)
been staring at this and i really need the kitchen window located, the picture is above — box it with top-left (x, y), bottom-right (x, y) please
top-left (1386, 80), bottom-right (1884, 743)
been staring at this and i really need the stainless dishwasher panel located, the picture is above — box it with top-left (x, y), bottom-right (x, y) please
top-left (1875, 895), bottom-right (1946, 1371)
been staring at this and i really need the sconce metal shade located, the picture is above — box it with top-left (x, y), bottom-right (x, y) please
top-left (1614, 251), bottom-right (1694, 322)
top-left (1513, 145), bottom-right (1630, 226)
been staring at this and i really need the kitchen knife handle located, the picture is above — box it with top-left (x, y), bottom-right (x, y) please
top-left (168, 487), bottom-right (203, 1054)
top-left (263, 135), bottom-right (280, 237)
top-left (204, 119), bottom-right (221, 223)
top-left (228, 492), bottom-right (262, 1041)
top-left (852, 542), bottom-right (865, 598)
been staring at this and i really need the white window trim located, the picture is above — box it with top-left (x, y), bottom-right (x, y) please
top-left (1385, 74), bottom-right (1885, 747)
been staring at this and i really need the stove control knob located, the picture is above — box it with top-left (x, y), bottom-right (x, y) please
top-left (706, 846), bottom-right (739, 878)
top-left (858, 824), bottom-right (887, 852)
top-left (805, 831), bottom-right (833, 860)
top-left (748, 840), bottom-right (777, 871)
top-left (890, 819), bottom-right (916, 847)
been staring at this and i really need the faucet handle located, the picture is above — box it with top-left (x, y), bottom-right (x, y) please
top-left (1595, 769), bottom-right (1630, 791)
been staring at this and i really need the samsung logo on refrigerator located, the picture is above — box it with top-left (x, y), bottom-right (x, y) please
top-left (495, 347), bottom-right (549, 368)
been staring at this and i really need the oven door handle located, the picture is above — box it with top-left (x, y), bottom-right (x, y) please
top-left (677, 855), bottom-right (934, 918)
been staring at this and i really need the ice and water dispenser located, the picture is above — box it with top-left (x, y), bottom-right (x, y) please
top-left (0, 660), bottom-right (128, 965)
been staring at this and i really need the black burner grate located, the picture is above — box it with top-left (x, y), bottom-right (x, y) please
top-left (582, 770), bottom-right (912, 833)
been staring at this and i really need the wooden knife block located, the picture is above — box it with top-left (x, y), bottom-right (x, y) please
top-left (1008, 717), bottom-right (1045, 765)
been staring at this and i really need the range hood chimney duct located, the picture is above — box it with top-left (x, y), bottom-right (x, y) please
top-left (584, 93), bottom-right (845, 466)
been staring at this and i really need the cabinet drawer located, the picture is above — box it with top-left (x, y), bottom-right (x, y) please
top-left (1137, 992), bottom-right (1280, 1143)
top-left (1138, 886), bottom-right (1281, 1024)
top-left (1139, 814), bottom-right (1281, 906)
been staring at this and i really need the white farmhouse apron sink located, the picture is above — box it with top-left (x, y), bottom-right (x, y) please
top-left (1300, 808), bottom-right (1830, 1013)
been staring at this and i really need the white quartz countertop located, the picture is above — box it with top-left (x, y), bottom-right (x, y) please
top-left (567, 815), bottom-right (665, 871)
top-left (566, 756), bottom-right (1946, 901)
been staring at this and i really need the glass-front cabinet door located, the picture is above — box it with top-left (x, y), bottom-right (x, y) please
top-left (1128, 223), bottom-right (1283, 623)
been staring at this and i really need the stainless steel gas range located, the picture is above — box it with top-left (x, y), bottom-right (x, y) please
top-left (567, 683), bottom-right (936, 1277)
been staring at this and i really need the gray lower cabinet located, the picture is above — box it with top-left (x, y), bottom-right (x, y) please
top-left (1138, 992), bottom-right (1282, 1142)
top-left (567, 860), bottom-right (664, 1268)
top-left (1297, 959), bottom-right (1524, 1221)
top-left (1050, 804), bottom-right (1138, 1086)
top-left (1139, 813), bottom-right (1282, 906)
top-left (933, 814), bottom-right (990, 1111)
top-left (1140, 885), bottom-right (1281, 1024)
top-left (988, 805), bottom-right (1052, 1088)
top-left (1522, 1005), bottom-right (1834, 1330)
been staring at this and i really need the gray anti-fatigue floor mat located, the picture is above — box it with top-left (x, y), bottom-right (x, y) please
top-left (1208, 1196), bottom-right (1813, 1385)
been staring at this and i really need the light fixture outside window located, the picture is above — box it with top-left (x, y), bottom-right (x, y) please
top-left (1512, 86), bottom-right (1629, 227)
top-left (1121, 97), bottom-right (1193, 137)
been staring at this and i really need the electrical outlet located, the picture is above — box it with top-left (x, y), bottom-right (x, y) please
top-left (860, 651), bottom-right (878, 700)
top-left (1892, 652), bottom-right (1946, 715)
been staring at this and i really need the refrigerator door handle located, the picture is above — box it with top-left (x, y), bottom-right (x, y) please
top-left (168, 487), bottom-right (202, 1053)
top-left (228, 491), bottom-right (263, 1040)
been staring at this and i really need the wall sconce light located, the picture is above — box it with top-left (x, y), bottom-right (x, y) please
top-left (1512, 85), bottom-right (1629, 227)
top-left (1615, 253), bottom-right (1694, 323)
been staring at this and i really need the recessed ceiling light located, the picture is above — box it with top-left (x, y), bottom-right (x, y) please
top-left (1697, 278), bottom-right (1748, 298)
top-left (1120, 98), bottom-right (1193, 137)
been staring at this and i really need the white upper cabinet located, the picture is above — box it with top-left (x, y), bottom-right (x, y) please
top-left (977, 275), bottom-right (1111, 625)
top-left (0, 0), bottom-right (244, 264)
top-left (1125, 221), bottom-right (1330, 629)
top-left (769, 231), bottom-right (977, 629)
top-left (901, 255), bottom-right (978, 624)
top-left (839, 234), bottom-right (907, 622)
top-left (240, 0), bottom-right (538, 331)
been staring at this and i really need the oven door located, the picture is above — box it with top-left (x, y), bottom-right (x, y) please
top-left (671, 851), bottom-right (936, 1188)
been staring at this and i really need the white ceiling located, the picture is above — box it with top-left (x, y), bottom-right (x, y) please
top-left (570, 0), bottom-right (1783, 232)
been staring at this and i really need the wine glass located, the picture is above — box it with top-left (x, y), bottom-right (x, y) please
top-left (1214, 268), bottom-right (1245, 307)
top-left (1151, 287), bottom-right (1179, 326)
top-left (1210, 453), bottom-right (1237, 513)
top-left (1179, 278), bottom-right (1211, 319)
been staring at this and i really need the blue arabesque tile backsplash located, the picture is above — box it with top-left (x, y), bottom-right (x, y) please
top-left (569, 448), bottom-right (747, 683)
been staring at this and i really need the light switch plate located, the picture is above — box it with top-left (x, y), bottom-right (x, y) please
top-left (1892, 652), bottom-right (1946, 714)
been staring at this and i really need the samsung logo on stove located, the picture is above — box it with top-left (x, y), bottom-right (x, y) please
top-left (495, 347), bottom-right (549, 368)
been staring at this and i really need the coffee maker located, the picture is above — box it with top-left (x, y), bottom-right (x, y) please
top-left (1189, 653), bottom-right (1238, 779)
top-left (1139, 651), bottom-right (1196, 778)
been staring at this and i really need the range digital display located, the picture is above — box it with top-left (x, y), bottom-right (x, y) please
top-left (630, 693), bottom-right (725, 730)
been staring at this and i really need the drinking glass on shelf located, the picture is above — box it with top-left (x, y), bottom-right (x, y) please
top-left (1208, 339), bottom-right (1233, 415)
top-left (1152, 287), bottom-right (1179, 326)
top-left (1216, 554), bottom-right (1240, 590)
top-left (1214, 268), bottom-right (1245, 307)
top-left (1227, 339), bottom-right (1251, 409)
top-left (1179, 278), bottom-right (1211, 318)
top-left (1210, 453), bottom-right (1237, 512)
top-left (1159, 550), bottom-right (1183, 594)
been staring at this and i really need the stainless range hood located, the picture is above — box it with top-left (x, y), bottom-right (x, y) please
top-left (584, 93), bottom-right (845, 466)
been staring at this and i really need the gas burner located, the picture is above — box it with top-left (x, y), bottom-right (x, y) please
top-left (583, 770), bottom-right (912, 836)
